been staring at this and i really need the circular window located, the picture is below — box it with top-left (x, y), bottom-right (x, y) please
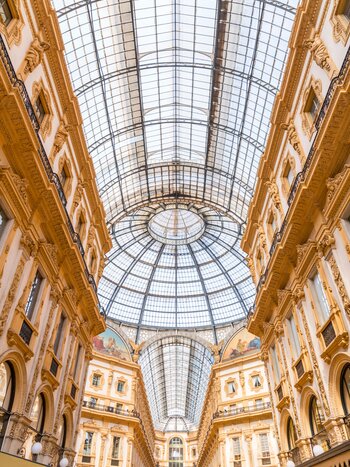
top-left (148, 208), bottom-right (205, 245)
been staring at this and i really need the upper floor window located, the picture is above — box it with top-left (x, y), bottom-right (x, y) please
top-left (53, 312), bottom-right (66, 356)
top-left (34, 95), bottom-right (46, 125)
top-left (32, 393), bottom-right (46, 433)
top-left (340, 363), bottom-right (350, 415)
top-left (270, 345), bottom-right (281, 383)
top-left (0, 0), bottom-right (13, 26)
top-left (287, 314), bottom-right (301, 357)
top-left (83, 431), bottom-right (93, 459)
top-left (92, 373), bottom-right (101, 387)
top-left (111, 436), bottom-right (120, 463)
top-left (259, 433), bottom-right (271, 465)
top-left (228, 381), bottom-right (236, 394)
top-left (309, 395), bottom-right (323, 436)
top-left (252, 374), bottom-right (261, 388)
top-left (306, 88), bottom-right (320, 122)
top-left (89, 396), bottom-right (97, 407)
top-left (169, 437), bottom-right (183, 466)
top-left (255, 398), bottom-right (263, 408)
top-left (73, 344), bottom-right (82, 381)
top-left (117, 380), bottom-right (125, 392)
top-left (60, 166), bottom-right (68, 188)
top-left (339, 0), bottom-right (350, 19)
top-left (287, 417), bottom-right (297, 450)
top-left (0, 205), bottom-right (8, 240)
top-left (0, 361), bottom-right (15, 412)
top-left (25, 270), bottom-right (43, 320)
top-left (232, 437), bottom-right (241, 466)
top-left (311, 272), bottom-right (330, 323)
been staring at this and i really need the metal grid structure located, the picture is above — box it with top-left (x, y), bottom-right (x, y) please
top-left (53, 0), bottom-right (298, 430)
top-left (138, 335), bottom-right (213, 431)
top-left (99, 202), bottom-right (254, 341)
top-left (53, 0), bottom-right (298, 333)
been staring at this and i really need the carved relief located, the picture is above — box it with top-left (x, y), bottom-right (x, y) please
top-left (209, 341), bottom-right (222, 363)
top-left (129, 340), bottom-right (144, 363)
top-left (328, 253), bottom-right (350, 318)
top-left (281, 119), bottom-right (304, 162)
top-left (325, 165), bottom-right (350, 206)
top-left (71, 180), bottom-right (86, 214)
top-left (317, 232), bottom-right (335, 256)
top-left (304, 34), bottom-right (334, 75)
top-left (52, 122), bottom-right (71, 159)
top-left (246, 254), bottom-right (256, 284)
top-left (0, 255), bottom-right (25, 335)
top-left (22, 36), bottom-right (50, 75)
top-left (266, 178), bottom-right (283, 213)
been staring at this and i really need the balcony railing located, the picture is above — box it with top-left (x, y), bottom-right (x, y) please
top-left (255, 45), bottom-right (350, 296)
top-left (0, 35), bottom-right (99, 299)
top-left (82, 400), bottom-right (138, 418)
top-left (213, 402), bottom-right (271, 419)
top-left (287, 447), bottom-right (302, 466)
top-left (310, 429), bottom-right (331, 453)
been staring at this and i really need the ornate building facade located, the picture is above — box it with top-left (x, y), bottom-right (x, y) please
top-left (0, 0), bottom-right (111, 464)
top-left (242, 0), bottom-right (350, 465)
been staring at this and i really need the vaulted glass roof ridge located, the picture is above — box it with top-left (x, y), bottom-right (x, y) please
top-left (54, 0), bottom-right (298, 222)
top-left (138, 335), bottom-right (214, 432)
top-left (53, 0), bottom-right (299, 333)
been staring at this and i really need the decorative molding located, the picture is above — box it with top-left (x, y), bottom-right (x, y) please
top-left (330, 1), bottom-right (350, 44)
top-left (328, 253), bottom-right (350, 318)
top-left (22, 36), bottom-right (50, 76)
top-left (281, 119), bottom-right (304, 162)
top-left (265, 178), bottom-right (283, 213)
top-left (301, 77), bottom-right (323, 138)
top-left (304, 33), bottom-right (334, 75)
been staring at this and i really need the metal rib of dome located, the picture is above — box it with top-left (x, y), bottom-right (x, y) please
top-left (98, 203), bottom-right (254, 339)
top-left (53, 0), bottom-right (298, 335)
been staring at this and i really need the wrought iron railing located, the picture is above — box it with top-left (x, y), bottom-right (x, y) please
top-left (0, 34), bottom-right (98, 297)
top-left (82, 400), bottom-right (138, 417)
top-left (213, 401), bottom-right (271, 419)
top-left (255, 44), bottom-right (350, 296)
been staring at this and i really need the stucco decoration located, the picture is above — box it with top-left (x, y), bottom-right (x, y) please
top-left (222, 327), bottom-right (260, 361)
top-left (92, 327), bottom-right (131, 361)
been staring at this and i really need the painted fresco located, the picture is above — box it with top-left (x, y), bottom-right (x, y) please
top-left (92, 328), bottom-right (130, 361)
top-left (223, 327), bottom-right (260, 360)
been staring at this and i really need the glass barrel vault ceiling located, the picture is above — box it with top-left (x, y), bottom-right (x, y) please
top-left (53, 0), bottom-right (299, 334)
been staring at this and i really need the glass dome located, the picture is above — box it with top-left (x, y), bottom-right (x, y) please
top-left (148, 208), bottom-right (205, 245)
top-left (99, 202), bottom-right (255, 336)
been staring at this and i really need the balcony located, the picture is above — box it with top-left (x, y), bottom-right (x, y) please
top-left (82, 400), bottom-right (139, 418)
top-left (213, 402), bottom-right (272, 419)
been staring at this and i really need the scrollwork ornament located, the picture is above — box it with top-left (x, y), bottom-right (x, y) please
top-left (328, 253), bottom-right (350, 318)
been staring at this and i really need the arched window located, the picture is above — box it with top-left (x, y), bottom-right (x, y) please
top-left (287, 417), bottom-right (297, 451)
top-left (340, 363), bottom-right (350, 415)
top-left (309, 395), bottom-right (323, 435)
top-left (58, 414), bottom-right (67, 448)
top-left (169, 437), bottom-right (183, 467)
top-left (0, 361), bottom-right (15, 411)
top-left (31, 394), bottom-right (46, 433)
top-left (0, 361), bottom-right (15, 449)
